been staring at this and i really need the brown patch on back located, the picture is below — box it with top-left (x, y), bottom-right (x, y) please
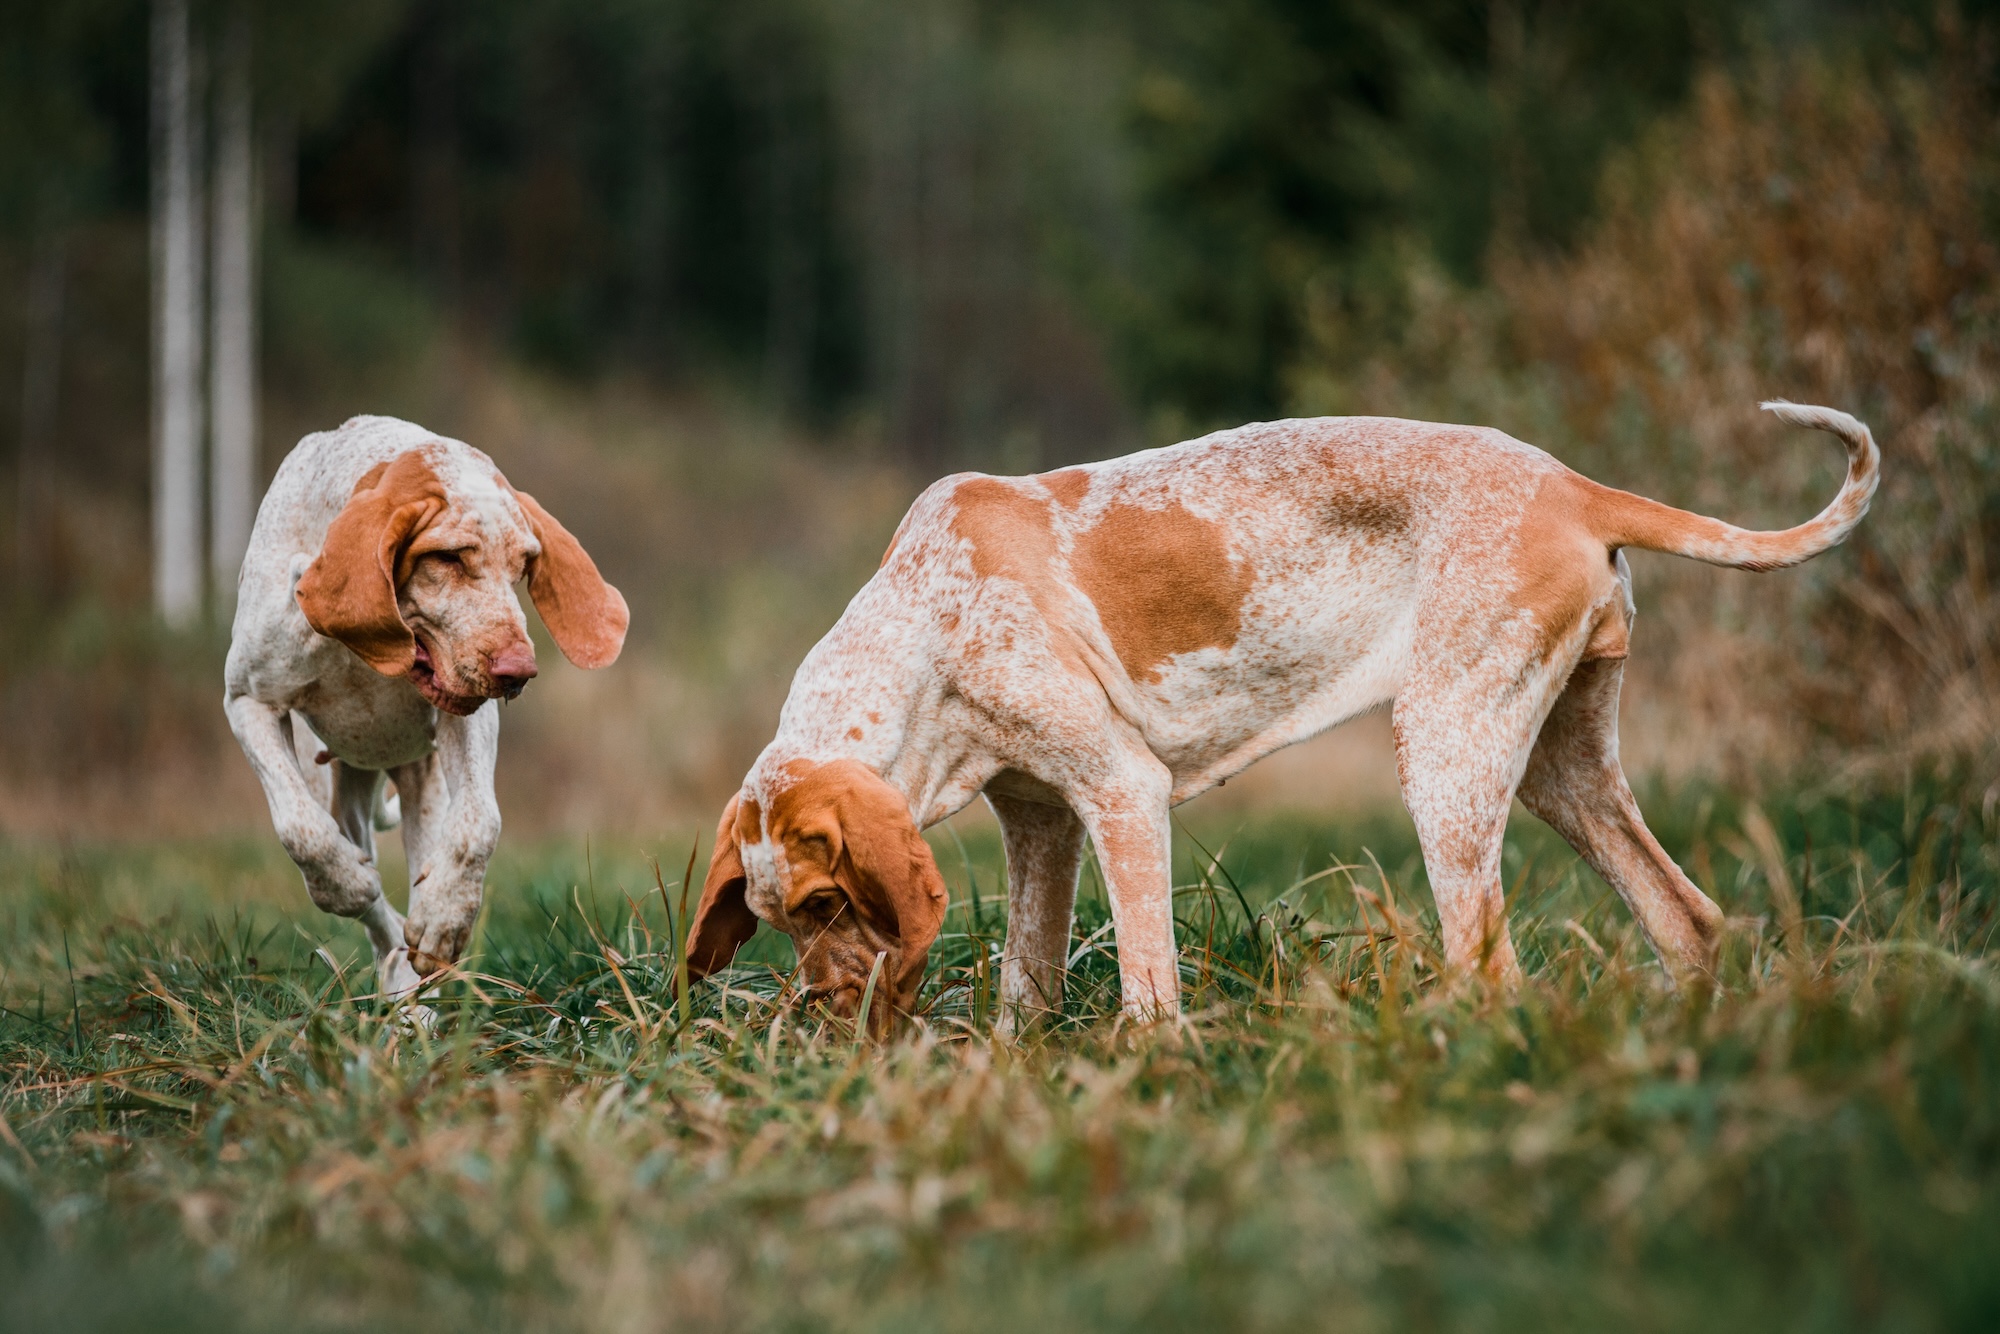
top-left (944, 479), bottom-right (1096, 676)
top-left (1040, 468), bottom-right (1091, 508)
top-left (1321, 488), bottom-right (1411, 536)
top-left (950, 478), bottom-right (1058, 588)
top-left (1071, 501), bottom-right (1255, 683)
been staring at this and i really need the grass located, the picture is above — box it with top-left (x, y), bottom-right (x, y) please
top-left (2, 771), bottom-right (1998, 1333)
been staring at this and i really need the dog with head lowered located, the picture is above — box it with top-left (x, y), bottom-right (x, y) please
top-left (686, 403), bottom-right (1877, 1032)
top-left (225, 415), bottom-right (628, 998)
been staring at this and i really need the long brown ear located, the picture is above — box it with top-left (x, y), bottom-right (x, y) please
top-left (827, 762), bottom-right (949, 1000)
top-left (511, 488), bottom-right (630, 670)
top-left (296, 453), bottom-right (446, 675)
top-left (686, 795), bottom-right (761, 978)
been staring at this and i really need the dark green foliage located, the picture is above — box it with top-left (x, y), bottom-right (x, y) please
top-left (1100, 0), bottom-right (1747, 428)
top-left (8, 0), bottom-right (2000, 482)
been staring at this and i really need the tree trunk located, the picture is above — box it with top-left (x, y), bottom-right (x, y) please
top-left (152, 0), bottom-right (204, 626)
top-left (210, 1), bottom-right (257, 601)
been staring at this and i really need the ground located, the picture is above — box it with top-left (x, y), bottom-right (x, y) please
top-left (2, 773), bottom-right (1997, 1333)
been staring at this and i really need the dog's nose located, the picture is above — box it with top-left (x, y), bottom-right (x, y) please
top-left (487, 643), bottom-right (538, 698)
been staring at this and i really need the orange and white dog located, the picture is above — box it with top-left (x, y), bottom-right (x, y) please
top-left (687, 403), bottom-right (1876, 1029)
top-left (225, 416), bottom-right (628, 997)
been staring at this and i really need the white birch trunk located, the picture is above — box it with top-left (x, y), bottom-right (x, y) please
top-left (209, 3), bottom-right (256, 600)
top-left (151, 0), bottom-right (204, 625)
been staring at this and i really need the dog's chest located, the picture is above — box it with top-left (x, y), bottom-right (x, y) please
top-left (296, 673), bottom-right (439, 770)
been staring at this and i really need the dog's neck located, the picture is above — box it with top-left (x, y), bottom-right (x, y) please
top-left (750, 580), bottom-right (1000, 830)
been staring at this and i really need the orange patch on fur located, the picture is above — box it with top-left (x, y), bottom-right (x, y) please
top-left (1509, 473), bottom-right (1625, 658)
top-left (950, 478), bottom-right (1058, 586)
top-left (753, 760), bottom-right (950, 1025)
top-left (1071, 501), bottom-right (1254, 683)
top-left (1581, 610), bottom-right (1630, 661)
top-left (847, 726), bottom-right (864, 740)
top-left (294, 452), bottom-right (449, 675)
top-left (1040, 468), bottom-right (1091, 508)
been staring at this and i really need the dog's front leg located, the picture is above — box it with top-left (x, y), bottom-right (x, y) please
top-left (1074, 760), bottom-right (1180, 1020)
top-left (226, 694), bottom-right (409, 985)
top-left (402, 701), bottom-right (502, 977)
top-left (988, 793), bottom-right (1087, 1034)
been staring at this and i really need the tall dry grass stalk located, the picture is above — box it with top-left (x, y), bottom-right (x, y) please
top-left (1298, 53), bottom-right (2000, 786)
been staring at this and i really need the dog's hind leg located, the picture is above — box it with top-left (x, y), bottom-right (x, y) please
top-left (330, 761), bottom-right (383, 856)
top-left (1393, 636), bottom-right (1585, 988)
top-left (331, 761), bottom-right (422, 999)
top-left (988, 792), bottom-right (1087, 1033)
top-left (389, 751), bottom-right (448, 908)
top-left (1517, 658), bottom-right (1722, 979)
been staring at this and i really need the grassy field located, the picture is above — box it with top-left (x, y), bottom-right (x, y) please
top-left (2, 772), bottom-right (1997, 1333)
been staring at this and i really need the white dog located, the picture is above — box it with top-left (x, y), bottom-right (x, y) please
top-left (685, 403), bottom-right (1875, 1028)
top-left (225, 416), bottom-right (628, 996)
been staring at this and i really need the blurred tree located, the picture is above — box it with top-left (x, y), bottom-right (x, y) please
top-left (1, 0), bottom-right (124, 597)
top-left (1100, 0), bottom-right (1743, 432)
top-left (151, 0), bottom-right (203, 625)
top-left (209, 0), bottom-right (255, 596)
top-left (9, 0), bottom-right (1998, 598)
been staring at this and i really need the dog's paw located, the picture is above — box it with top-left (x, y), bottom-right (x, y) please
top-left (376, 944), bottom-right (423, 1000)
top-left (403, 915), bottom-right (475, 980)
top-left (302, 842), bottom-right (384, 918)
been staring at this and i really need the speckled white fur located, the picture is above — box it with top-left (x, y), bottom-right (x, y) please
top-left (733, 405), bottom-right (1877, 1019)
top-left (224, 416), bottom-right (537, 1000)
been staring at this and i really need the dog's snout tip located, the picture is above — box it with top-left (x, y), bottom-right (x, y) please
top-left (486, 643), bottom-right (539, 698)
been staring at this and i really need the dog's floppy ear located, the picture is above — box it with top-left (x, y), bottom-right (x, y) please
top-left (826, 761), bottom-right (949, 999)
top-left (511, 488), bottom-right (630, 670)
top-left (296, 453), bottom-right (447, 675)
top-left (686, 794), bottom-right (761, 979)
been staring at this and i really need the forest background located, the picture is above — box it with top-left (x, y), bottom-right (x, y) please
top-left (2, 0), bottom-right (1996, 839)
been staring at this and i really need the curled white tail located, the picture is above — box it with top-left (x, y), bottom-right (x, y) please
top-left (1586, 400), bottom-right (1880, 570)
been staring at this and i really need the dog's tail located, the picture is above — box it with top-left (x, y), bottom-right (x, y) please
top-left (1583, 401), bottom-right (1879, 571)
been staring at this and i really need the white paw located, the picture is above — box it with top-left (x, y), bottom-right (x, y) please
top-left (377, 945), bottom-right (423, 1001)
top-left (394, 1000), bottom-right (438, 1032)
top-left (305, 842), bottom-right (384, 918)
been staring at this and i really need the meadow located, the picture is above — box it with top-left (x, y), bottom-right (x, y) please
top-left (2, 20), bottom-right (1997, 1332)
top-left (3, 767), bottom-right (1997, 1333)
